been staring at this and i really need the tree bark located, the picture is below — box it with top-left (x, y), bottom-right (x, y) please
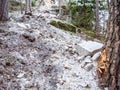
top-left (0, 0), bottom-right (8, 21)
top-left (97, 0), bottom-right (120, 89)
top-left (95, 0), bottom-right (100, 36)
top-left (25, 0), bottom-right (32, 15)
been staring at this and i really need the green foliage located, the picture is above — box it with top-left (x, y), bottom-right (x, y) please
top-left (81, 27), bottom-right (105, 40)
top-left (50, 20), bottom-right (105, 40)
top-left (50, 20), bottom-right (76, 33)
top-left (32, 0), bottom-right (36, 7)
top-left (66, 2), bottom-right (94, 30)
top-left (81, 28), bottom-right (96, 37)
top-left (64, 0), bottom-right (107, 30)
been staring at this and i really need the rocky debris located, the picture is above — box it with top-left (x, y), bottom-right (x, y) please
top-left (84, 63), bottom-right (94, 71)
top-left (91, 52), bottom-right (101, 61)
top-left (22, 33), bottom-right (36, 42)
top-left (0, 9), bottom-right (102, 90)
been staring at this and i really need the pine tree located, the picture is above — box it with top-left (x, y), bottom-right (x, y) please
top-left (98, 0), bottom-right (120, 89)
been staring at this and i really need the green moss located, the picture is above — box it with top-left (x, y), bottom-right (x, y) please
top-left (61, 5), bottom-right (67, 9)
top-left (50, 20), bottom-right (58, 28)
top-left (81, 28), bottom-right (105, 40)
top-left (81, 28), bottom-right (96, 37)
top-left (57, 21), bottom-right (68, 31)
top-left (50, 20), bottom-right (105, 41)
top-left (32, 0), bottom-right (36, 7)
top-left (50, 20), bottom-right (76, 33)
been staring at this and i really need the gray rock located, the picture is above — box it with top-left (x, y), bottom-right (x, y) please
top-left (84, 63), bottom-right (93, 71)
top-left (91, 52), bottom-right (101, 61)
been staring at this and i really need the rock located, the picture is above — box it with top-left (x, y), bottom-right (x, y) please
top-left (80, 82), bottom-right (88, 87)
top-left (17, 23), bottom-right (27, 29)
top-left (67, 45), bottom-right (72, 48)
top-left (25, 24), bottom-right (31, 29)
top-left (0, 66), bottom-right (5, 74)
top-left (84, 57), bottom-right (92, 63)
top-left (91, 52), bottom-right (101, 61)
top-left (24, 83), bottom-right (34, 88)
top-left (72, 73), bottom-right (79, 77)
top-left (22, 33), bottom-right (35, 42)
top-left (84, 63), bottom-right (93, 71)
top-left (64, 46), bottom-right (69, 51)
top-left (85, 84), bottom-right (91, 88)
top-left (64, 66), bottom-right (71, 70)
top-left (77, 56), bottom-right (84, 62)
top-left (10, 52), bottom-right (27, 65)
top-left (51, 54), bottom-right (59, 59)
top-left (17, 72), bottom-right (25, 78)
top-left (57, 74), bottom-right (62, 78)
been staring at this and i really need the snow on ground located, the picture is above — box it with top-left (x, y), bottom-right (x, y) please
top-left (0, 7), bottom-right (103, 90)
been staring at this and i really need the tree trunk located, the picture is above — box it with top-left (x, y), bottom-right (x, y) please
top-left (97, 0), bottom-right (120, 89)
top-left (58, 0), bottom-right (62, 18)
top-left (25, 0), bottom-right (32, 15)
top-left (0, 0), bottom-right (8, 21)
top-left (95, 0), bottom-right (100, 36)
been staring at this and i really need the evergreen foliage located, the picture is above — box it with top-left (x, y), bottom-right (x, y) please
top-left (62, 0), bottom-right (106, 30)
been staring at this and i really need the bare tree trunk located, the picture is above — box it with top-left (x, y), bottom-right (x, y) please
top-left (25, 0), bottom-right (32, 15)
top-left (95, 0), bottom-right (100, 36)
top-left (0, 0), bottom-right (8, 21)
top-left (20, 0), bottom-right (23, 14)
top-left (97, 0), bottom-right (120, 89)
top-left (58, 0), bottom-right (62, 18)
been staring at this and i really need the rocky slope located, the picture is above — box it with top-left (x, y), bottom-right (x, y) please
top-left (0, 10), bottom-right (103, 90)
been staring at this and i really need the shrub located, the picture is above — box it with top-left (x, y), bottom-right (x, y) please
top-left (32, 0), bottom-right (36, 7)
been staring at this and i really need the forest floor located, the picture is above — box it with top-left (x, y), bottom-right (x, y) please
top-left (0, 6), bottom-right (104, 90)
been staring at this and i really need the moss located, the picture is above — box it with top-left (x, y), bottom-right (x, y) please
top-left (81, 28), bottom-right (105, 40)
top-left (81, 28), bottom-right (96, 37)
top-left (50, 20), bottom-right (58, 28)
top-left (61, 5), bottom-right (67, 9)
top-left (57, 21), bottom-right (68, 31)
top-left (66, 23), bottom-right (76, 32)
top-left (50, 20), bottom-right (76, 33)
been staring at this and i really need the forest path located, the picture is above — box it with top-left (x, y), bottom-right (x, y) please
top-left (0, 9), bottom-right (102, 90)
